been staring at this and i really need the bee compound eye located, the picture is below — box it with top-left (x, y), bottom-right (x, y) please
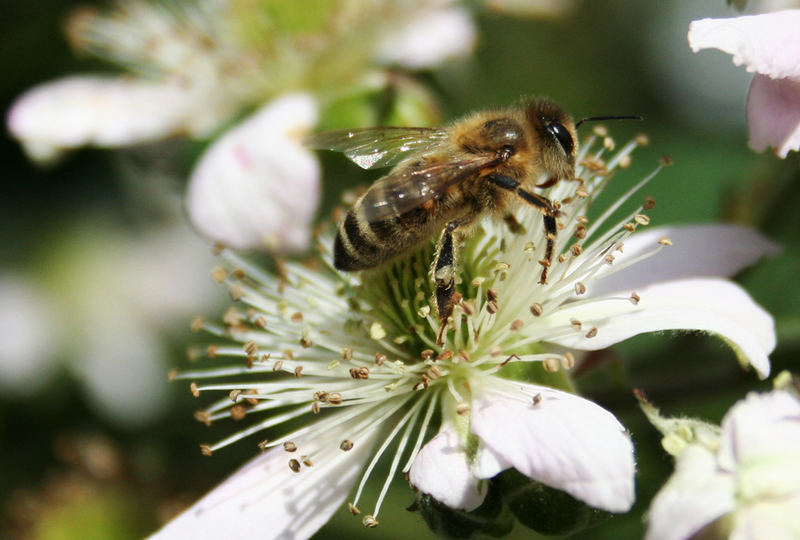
top-left (547, 122), bottom-right (574, 156)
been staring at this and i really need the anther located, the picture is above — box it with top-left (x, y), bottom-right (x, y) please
top-left (206, 345), bottom-right (218, 358)
top-left (342, 347), bottom-right (353, 361)
top-left (530, 303), bottom-right (543, 317)
top-left (229, 389), bottom-right (242, 402)
top-left (284, 441), bottom-right (297, 452)
top-left (362, 515), bottom-right (379, 528)
top-left (302, 457), bottom-right (313, 467)
top-left (486, 301), bottom-right (498, 314)
top-left (570, 318), bottom-right (582, 331)
top-left (420, 349), bottom-right (434, 361)
top-left (291, 312), bottom-right (303, 323)
top-left (570, 244), bottom-right (583, 257)
top-left (532, 393), bottom-right (543, 405)
top-left (311, 401), bottom-right (320, 414)
top-left (229, 284), bottom-right (243, 300)
top-left (561, 352), bottom-right (575, 370)
top-left (658, 237), bottom-right (673, 246)
top-left (543, 358), bottom-right (560, 372)
top-left (634, 214), bottom-right (650, 226)
top-left (643, 196), bottom-right (656, 210)
top-left (348, 503), bottom-right (360, 515)
top-left (370, 322), bottom-right (387, 340)
top-left (168, 369), bottom-right (178, 382)
top-left (194, 411), bottom-right (211, 426)
top-left (585, 327), bottom-right (599, 339)
top-left (456, 402), bottom-right (470, 416)
top-left (258, 440), bottom-right (269, 452)
top-left (510, 319), bottom-right (524, 331)
top-left (211, 267), bottom-right (227, 284)
top-left (374, 353), bottom-right (387, 365)
top-left (575, 282), bottom-right (586, 295)
top-left (573, 224), bottom-right (587, 239)
top-left (328, 393), bottom-right (343, 405)
top-left (619, 154), bottom-right (632, 169)
top-left (624, 223), bottom-right (636, 232)
top-left (427, 365), bottom-right (442, 379)
top-left (231, 268), bottom-right (246, 280)
top-left (200, 445), bottom-right (213, 456)
top-left (190, 317), bottom-right (204, 332)
top-left (659, 154), bottom-right (673, 166)
top-left (436, 350), bottom-right (453, 362)
top-left (458, 350), bottom-right (470, 362)
top-left (254, 315), bottom-right (268, 328)
top-left (283, 350), bottom-right (294, 360)
top-left (294, 366), bottom-right (303, 378)
top-left (190, 382), bottom-right (200, 398)
top-left (630, 292), bottom-right (641, 305)
top-left (635, 134), bottom-right (650, 146)
top-left (244, 341), bottom-right (258, 356)
top-left (230, 405), bottom-right (247, 421)
top-left (272, 359), bottom-right (283, 371)
top-left (288, 459), bottom-right (301, 473)
top-left (340, 440), bottom-right (354, 451)
top-left (487, 289), bottom-right (499, 303)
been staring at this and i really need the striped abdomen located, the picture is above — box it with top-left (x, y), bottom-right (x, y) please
top-left (334, 202), bottom-right (438, 271)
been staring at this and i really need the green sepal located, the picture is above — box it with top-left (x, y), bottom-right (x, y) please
top-left (414, 483), bottom-right (514, 539)
top-left (493, 469), bottom-right (611, 536)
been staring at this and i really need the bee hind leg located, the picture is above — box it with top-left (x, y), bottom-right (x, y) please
top-left (487, 174), bottom-right (558, 284)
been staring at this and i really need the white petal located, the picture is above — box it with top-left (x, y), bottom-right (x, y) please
top-left (470, 385), bottom-right (635, 513)
top-left (646, 445), bottom-right (736, 540)
top-left (688, 11), bottom-right (800, 80)
top-left (408, 425), bottom-right (487, 511)
top-left (375, 6), bottom-right (476, 69)
top-left (7, 76), bottom-right (201, 162)
top-left (717, 390), bottom-right (800, 501)
top-left (590, 224), bottom-right (780, 297)
top-left (0, 275), bottom-right (59, 395)
top-left (731, 494), bottom-right (800, 540)
top-left (186, 93), bottom-right (320, 252)
top-left (151, 427), bottom-right (375, 539)
top-left (747, 74), bottom-right (800, 157)
top-left (542, 278), bottom-right (774, 378)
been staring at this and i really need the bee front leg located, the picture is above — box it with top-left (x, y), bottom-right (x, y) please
top-left (487, 174), bottom-right (558, 284)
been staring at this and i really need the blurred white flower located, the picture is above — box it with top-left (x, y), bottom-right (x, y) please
top-left (375, 5), bottom-right (476, 69)
top-left (0, 220), bottom-right (219, 426)
top-left (185, 93), bottom-right (320, 251)
top-left (151, 129), bottom-right (776, 538)
top-left (645, 386), bottom-right (800, 540)
top-left (688, 10), bottom-right (800, 157)
top-left (0, 275), bottom-right (60, 395)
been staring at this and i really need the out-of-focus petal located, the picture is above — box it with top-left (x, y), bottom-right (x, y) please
top-left (646, 445), bottom-right (736, 540)
top-left (374, 6), bottom-right (476, 69)
top-left (541, 278), bottom-right (774, 378)
top-left (590, 225), bottom-right (780, 297)
top-left (6, 76), bottom-right (203, 162)
top-left (485, 0), bottom-right (575, 18)
top-left (150, 427), bottom-right (376, 539)
top-left (731, 494), bottom-right (800, 540)
top-left (717, 390), bottom-right (800, 500)
top-left (688, 11), bottom-right (800, 80)
top-left (0, 275), bottom-right (59, 395)
top-left (408, 424), bottom-right (487, 511)
top-left (185, 93), bottom-right (320, 252)
top-left (470, 384), bottom-right (635, 513)
top-left (746, 74), bottom-right (800, 157)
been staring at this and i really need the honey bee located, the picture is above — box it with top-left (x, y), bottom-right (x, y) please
top-left (307, 98), bottom-right (637, 340)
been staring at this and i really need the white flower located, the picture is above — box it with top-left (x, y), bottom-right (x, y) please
top-left (688, 10), bottom-right (800, 157)
top-left (151, 130), bottom-right (776, 538)
top-left (185, 94), bottom-right (320, 252)
top-left (646, 386), bottom-right (800, 540)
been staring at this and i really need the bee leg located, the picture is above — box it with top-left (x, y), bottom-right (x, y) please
top-left (487, 174), bottom-right (558, 284)
top-left (433, 219), bottom-right (469, 345)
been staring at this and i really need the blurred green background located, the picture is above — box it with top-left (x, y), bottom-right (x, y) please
top-left (1, 1), bottom-right (798, 538)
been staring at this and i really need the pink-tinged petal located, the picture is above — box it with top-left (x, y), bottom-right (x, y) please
top-left (591, 224), bottom-right (780, 297)
top-left (470, 385), bottom-right (635, 513)
top-left (646, 445), bottom-right (736, 540)
top-left (375, 6), bottom-right (476, 69)
top-left (688, 11), bottom-right (800, 80)
top-left (7, 76), bottom-right (200, 162)
top-left (542, 278), bottom-right (774, 378)
top-left (408, 425), bottom-right (487, 511)
top-left (185, 94), bottom-right (320, 252)
top-left (747, 74), bottom-right (800, 157)
top-left (151, 427), bottom-right (375, 539)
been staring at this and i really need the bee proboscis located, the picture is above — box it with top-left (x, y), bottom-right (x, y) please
top-left (307, 98), bottom-right (638, 344)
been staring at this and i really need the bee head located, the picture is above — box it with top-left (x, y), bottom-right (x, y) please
top-left (525, 98), bottom-right (577, 181)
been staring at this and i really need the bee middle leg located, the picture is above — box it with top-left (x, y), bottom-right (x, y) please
top-left (433, 218), bottom-right (473, 345)
top-left (487, 174), bottom-right (558, 284)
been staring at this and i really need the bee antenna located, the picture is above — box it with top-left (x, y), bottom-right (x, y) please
top-left (575, 114), bottom-right (643, 130)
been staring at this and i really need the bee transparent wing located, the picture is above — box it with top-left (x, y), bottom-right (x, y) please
top-left (305, 127), bottom-right (448, 169)
top-left (362, 155), bottom-right (499, 222)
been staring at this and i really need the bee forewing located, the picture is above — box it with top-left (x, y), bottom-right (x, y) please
top-left (304, 127), bottom-right (448, 169)
top-left (361, 155), bottom-right (499, 222)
